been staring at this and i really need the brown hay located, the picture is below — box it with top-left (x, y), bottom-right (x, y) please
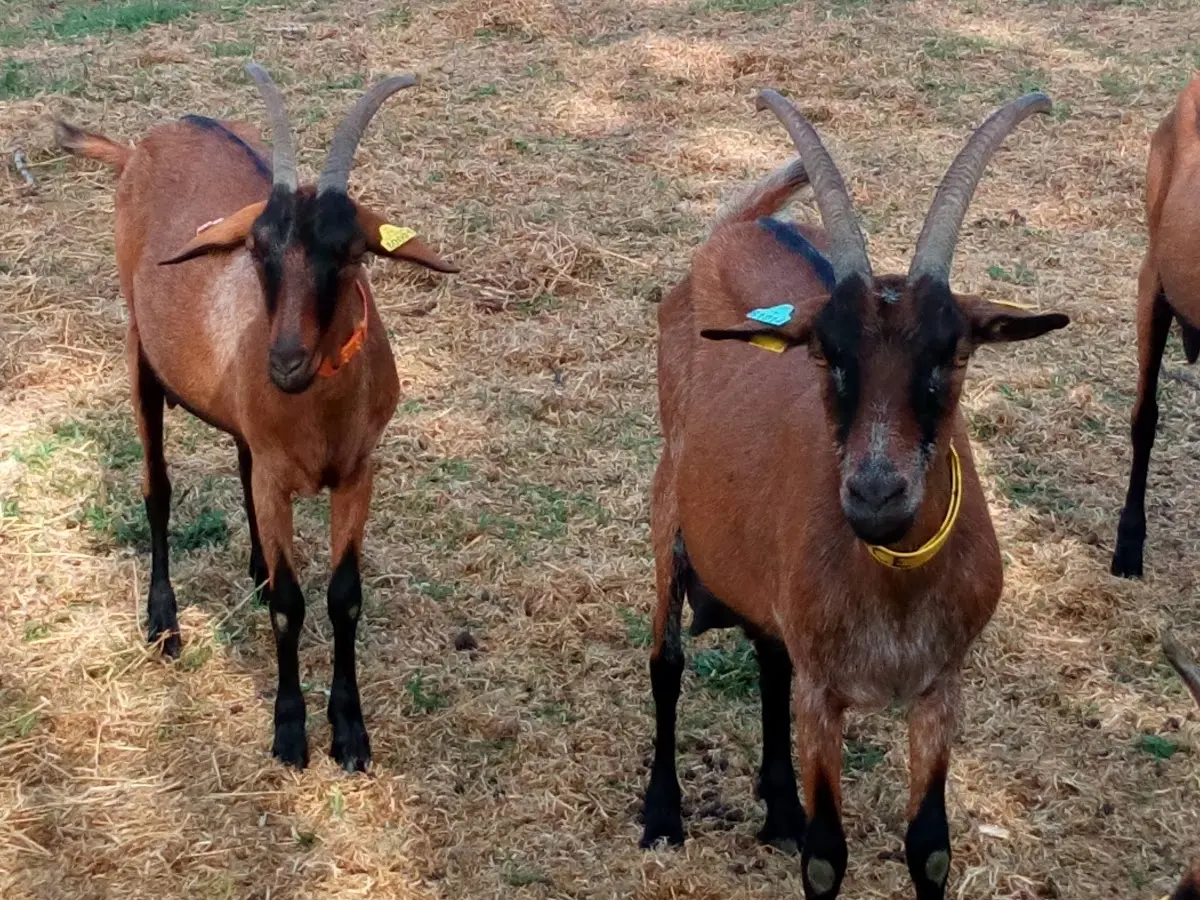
top-left (1, 0), bottom-right (1199, 897)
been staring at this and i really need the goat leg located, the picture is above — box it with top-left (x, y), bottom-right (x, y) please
top-left (327, 463), bottom-right (374, 772)
top-left (253, 467), bottom-right (308, 769)
top-left (796, 684), bottom-right (847, 900)
top-left (905, 673), bottom-right (960, 900)
top-left (1113, 264), bottom-right (1172, 578)
top-left (130, 333), bottom-right (180, 658)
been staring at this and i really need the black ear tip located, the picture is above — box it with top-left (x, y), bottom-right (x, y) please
top-left (1050, 313), bottom-right (1070, 329)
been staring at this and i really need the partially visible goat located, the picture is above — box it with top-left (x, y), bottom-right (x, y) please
top-left (1112, 75), bottom-right (1200, 578)
top-left (57, 64), bottom-right (456, 771)
top-left (1163, 633), bottom-right (1200, 900)
top-left (641, 91), bottom-right (1067, 900)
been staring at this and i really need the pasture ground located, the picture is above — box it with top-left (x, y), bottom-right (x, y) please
top-left (1, 0), bottom-right (1199, 897)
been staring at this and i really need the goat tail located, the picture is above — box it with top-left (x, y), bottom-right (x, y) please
top-left (715, 158), bottom-right (810, 227)
top-left (55, 120), bottom-right (132, 174)
top-left (1179, 314), bottom-right (1200, 364)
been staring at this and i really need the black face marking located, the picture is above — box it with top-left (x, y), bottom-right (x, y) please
top-left (249, 189), bottom-right (365, 327)
top-left (909, 280), bottom-right (965, 452)
top-left (181, 115), bottom-right (271, 181)
top-left (812, 276), bottom-right (866, 445)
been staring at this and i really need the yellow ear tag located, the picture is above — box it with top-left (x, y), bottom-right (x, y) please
top-left (379, 224), bottom-right (416, 252)
top-left (749, 334), bottom-right (788, 353)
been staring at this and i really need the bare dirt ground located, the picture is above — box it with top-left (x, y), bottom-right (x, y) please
top-left (1, 0), bottom-right (1198, 897)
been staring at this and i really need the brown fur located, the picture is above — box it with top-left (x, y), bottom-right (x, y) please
top-left (60, 108), bottom-right (455, 771)
top-left (645, 157), bottom-right (1066, 892)
top-left (1113, 76), bottom-right (1200, 578)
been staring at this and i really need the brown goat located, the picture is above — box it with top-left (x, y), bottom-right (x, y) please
top-left (641, 91), bottom-right (1068, 900)
top-left (1163, 632), bottom-right (1200, 900)
top-left (1112, 75), bottom-right (1200, 579)
top-left (57, 65), bottom-right (456, 771)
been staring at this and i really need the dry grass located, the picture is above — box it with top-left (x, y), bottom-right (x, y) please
top-left (1, 0), bottom-right (1199, 897)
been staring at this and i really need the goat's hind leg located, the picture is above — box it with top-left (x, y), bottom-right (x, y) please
top-left (129, 335), bottom-right (179, 658)
top-left (750, 631), bottom-right (806, 853)
top-left (640, 534), bottom-right (687, 848)
top-left (1112, 264), bottom-right (1172, 578)
top-left (236, 441), bottom-right (268, 589)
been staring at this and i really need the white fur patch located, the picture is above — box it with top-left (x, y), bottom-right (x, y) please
top-left (206, 252), bottom-right (256, 374)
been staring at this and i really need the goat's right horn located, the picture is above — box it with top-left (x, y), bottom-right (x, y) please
top-left (908, 92), bottom-right (1052, 286)
top-left (318, 74), bottom-right (419, 196)
top-left (1162, 630), bottom-right (1200, 710)
top-left (755, 89), bottom-right (872, 286)
top-left (245, 63), bottom-right (298, 192)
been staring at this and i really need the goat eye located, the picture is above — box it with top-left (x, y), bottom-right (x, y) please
top-left (954, 349), bottom-right (971, 367)
top-left (809, 344), bottom-right (828, 367)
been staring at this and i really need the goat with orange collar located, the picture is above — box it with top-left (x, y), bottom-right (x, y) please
top-left (57, 64), bottom-right (457, 772)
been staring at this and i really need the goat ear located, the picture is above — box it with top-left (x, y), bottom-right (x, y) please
top-left (957, 294), bottom-right (1069, 344)
top-left (700, 320), bottom-right (810, 351)
top-left (357, 206), bottom-right (459, 273)
top-left (158, 201), bottom-right (267, 265)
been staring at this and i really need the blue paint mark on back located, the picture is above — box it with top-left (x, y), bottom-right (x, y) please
top-left (181, 114), bottom-right (271, 181)
top-left (757, 217), bottom-right (836, 291)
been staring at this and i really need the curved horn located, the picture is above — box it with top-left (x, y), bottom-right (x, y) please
top-left (1162, 630), bottom-right (1200, 710)
top-left (318, 74), bottom-right (419, 196)
top-left (755, 89), bottom-right (871, 285)
top-left (245, 63), bottom-right (298, 192)
top-left (908, 92), bottom-right (1052, 285)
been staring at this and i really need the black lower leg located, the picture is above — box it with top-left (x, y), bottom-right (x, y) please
top-left (327, 550), bottom-right (369, 772)
top-left (905, 769), bottom-right (951, 900)
top-left (753, 634), bottom-right (805, 853)
top-left (640, 558), bottom-right (686, 848)
top-left (136, 352), bottom-right (179, 658)
top-left (237, 442), bottom-right (267, 587)
top-left (1113, 288), bottom-right (1172, 578)
top-left (802, 778), bottom-right (847, 900)
top-left (269, 557), bottom-right (308, 768)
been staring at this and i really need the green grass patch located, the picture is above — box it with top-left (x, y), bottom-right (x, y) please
top-left (209, 40), bottom-right (254, 57)
top-left (692, 637), bottom-right (759, 699)
top-left (619, 608), bottom-right (654, 648)
top-left (986, 263), bottom-right (1037, 286)
top-left (844, 739), bottom-right (886, 772)
top-left (1136, 733), bottom-right (1182, 760)
top-left (405, 671), bottom-right (449, 714)
top-left (920, 34), bottom-right (995, 61)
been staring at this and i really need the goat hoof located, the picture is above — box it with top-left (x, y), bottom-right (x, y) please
top-left (639, 812), bottom-right (685, 849)
top-left (146, 620), bottom-right (181, 658)
top-left (758, 804), bottom-right (806, 854)
top-left (272, 722), bottom-right (309, 769)
top-left (1110, 544), bottom-right (1144, 579)
top-left (331, 722), bottom-right (371, 773)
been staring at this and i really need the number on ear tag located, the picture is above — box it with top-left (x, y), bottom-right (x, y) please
top-left (379, 224), bottom-right (416, 252)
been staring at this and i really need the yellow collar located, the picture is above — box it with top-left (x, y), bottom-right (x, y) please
top-left (865, 446), bottom-right (962, 570)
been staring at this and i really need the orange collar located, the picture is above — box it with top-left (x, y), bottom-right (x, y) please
top-left (318, 280), bottom-right (370, 377)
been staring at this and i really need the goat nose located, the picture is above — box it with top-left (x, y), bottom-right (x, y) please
top-left (847, 468), bottom-right (907, 512)
top-left (269, 345), bottom-right (308, 378)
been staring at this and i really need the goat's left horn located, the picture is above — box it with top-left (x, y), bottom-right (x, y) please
top-left (317, 74), bottom-right (419, 196)
top-left (1162, 630), bottom-right (1200, 710)
top-left (755, 89), bottom-right (872, 286)
top-left (908, 92), bottom-right (1052, 286)
top-left (245, 63), bottom-right (298, 192)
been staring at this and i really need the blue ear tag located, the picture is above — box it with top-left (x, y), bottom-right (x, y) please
top-left (747, 304), bottom-right (794, 327)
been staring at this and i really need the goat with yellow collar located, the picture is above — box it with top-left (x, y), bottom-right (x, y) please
top-left (641, 91), bottom-right (1068, 900)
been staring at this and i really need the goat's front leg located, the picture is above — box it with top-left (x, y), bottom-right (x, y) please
top-left (251, 466), bottom-right (307, 768)
top-left (905, 673), bottom-right (960, 900)
top-left (327, 463), bottom-right (374, 772)
top-left (795, 682), bottom-right (847, 900)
